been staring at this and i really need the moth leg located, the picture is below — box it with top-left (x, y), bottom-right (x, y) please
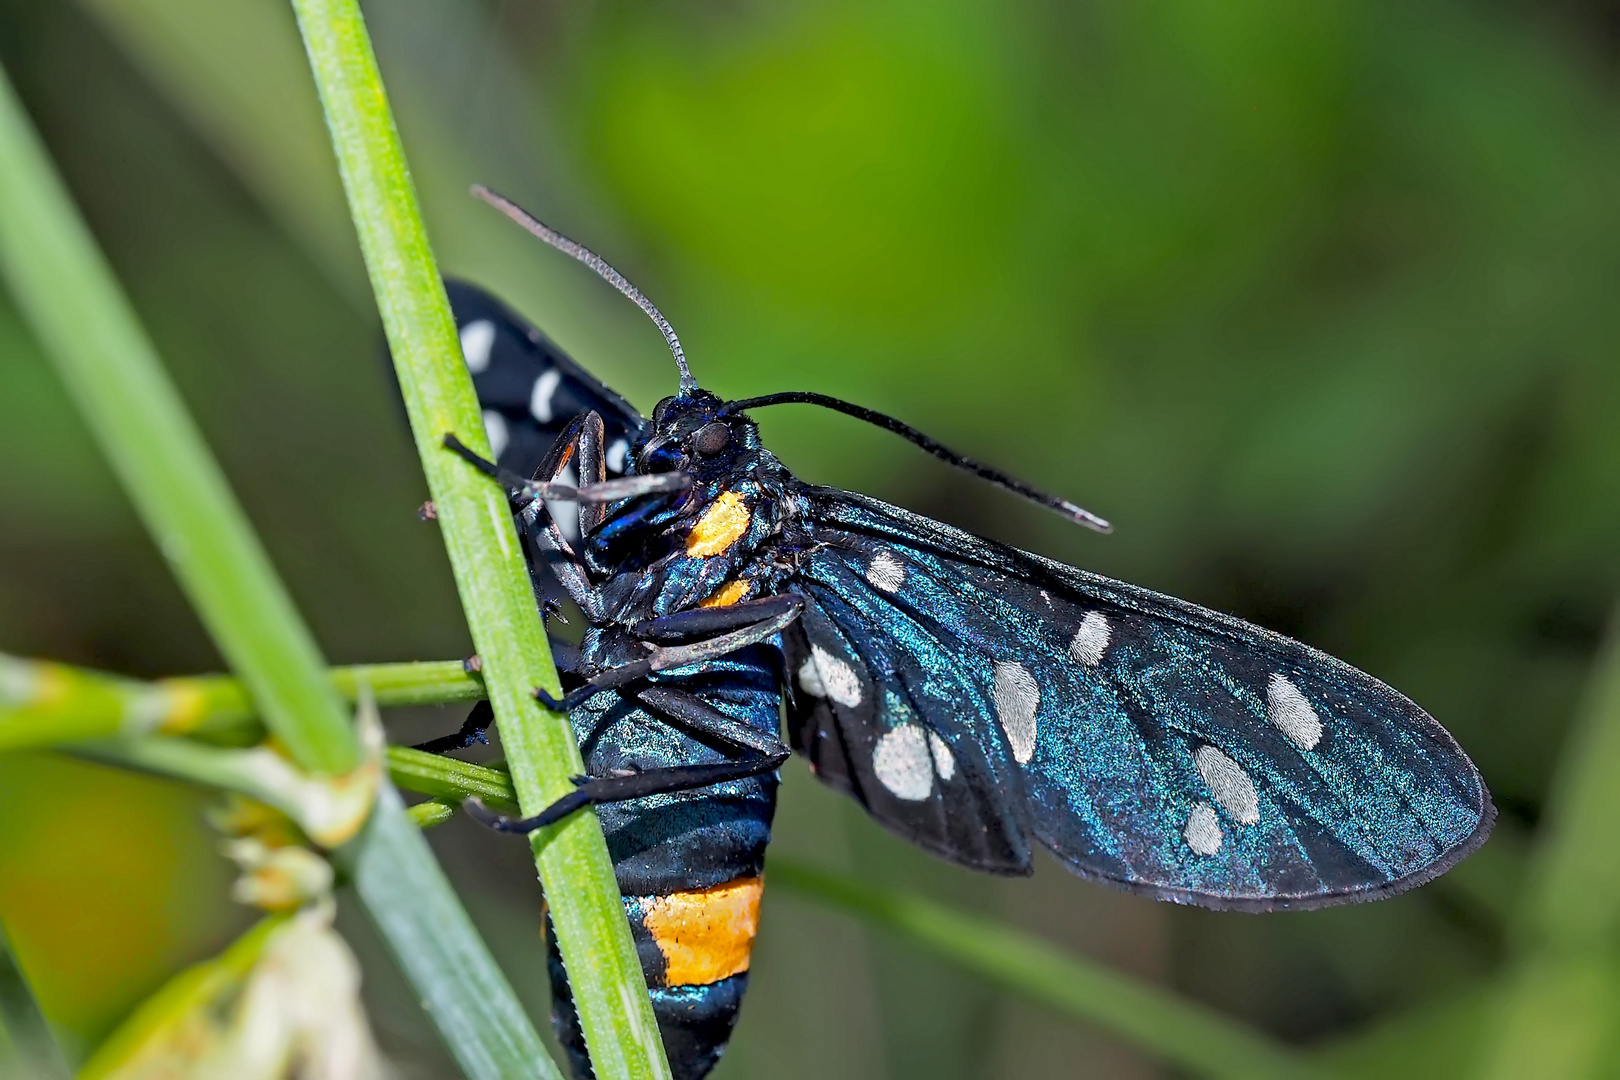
top-left (443, 431), bottom-right (689, 507)
top-left (447, 412), bottom-right (608, 619)
top-left (568, 409), bottom-right (608, 536)
top-left (635, 686), bottom-right (789, 757)
top-left (412, 640), bottom-right (582, 755)
top-left (533, 598), bottom-right (805, 712)
top-left (630, 595), bottom-right (805, 642)
top-left (413, 699), bottom-right (494, 754)
top-left (464, 751), bottom-right (791, 834)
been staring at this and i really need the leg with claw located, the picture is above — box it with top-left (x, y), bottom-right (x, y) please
top-left (413, 640), bottom-right (581, 756)
top-left (636, 686), bottom-right (789, 757)
top-left (413, 700), bottom-right (494, 754)
top-left (443, 432), bottom-right (687, 506)
top-left (464, 751), bottom-right (790, 834)
top-left (630, 595), bottom-right (804, 642)
top-left (534, 598), bottom-right (804, 713)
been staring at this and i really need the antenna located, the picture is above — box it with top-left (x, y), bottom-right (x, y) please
top-left (720, 391), bottom-right (1112, 533)
top-left (471, 185), bottom-right (696, 392)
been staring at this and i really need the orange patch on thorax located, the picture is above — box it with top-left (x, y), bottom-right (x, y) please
top-left (641, 876), bottom-right (764, 986)
top-left (685, 491), bottom-right (750, 558)
top-left (699, 579), bottom-right (752, 608)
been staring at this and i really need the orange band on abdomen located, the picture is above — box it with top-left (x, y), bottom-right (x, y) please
top-left (639, 876), bottom-right (764, 986)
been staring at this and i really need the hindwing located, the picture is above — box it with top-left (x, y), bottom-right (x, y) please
top-left (448, 280), bottom-right (646, 480)
top-left (783, 488), bottom-right (1493, 910)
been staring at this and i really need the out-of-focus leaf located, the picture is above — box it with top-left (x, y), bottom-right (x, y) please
top-left (1476, 613), bottom-right (1620, 1075)
top-left (1316, 982), bottom-right (1493, 1079)
top-left (0, 921), bottom-right (68, 1080)
top-left (0, 52), bottom-right (554, 1078)
top-left (1476, 957), bottom-right (1620, 1080)
top-left (286, 0), bottom-right (665, 1073)
top-left (74, 0), bottom-right (364, 305)
top-left (771, 859), bottom-right (1319, 1080)
top-left (76, 0), bottom-right (676, 406)
top-left (79, 907), bottom-right (391, 1080)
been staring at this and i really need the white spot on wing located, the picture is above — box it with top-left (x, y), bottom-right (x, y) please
top-left (873, 725), bottom-right (934, 801)
top-left (549, 465), bottom-right (581, 544)
top-left (866, 549), bottom-right (905, 593)
top-left (805, 645), bottom-right (862, 708)
top-left (1267, 674), bottom-right (1323, 751)
top-left (529, 369), bottom-right (562, 423)
top-left (606, 439), bottom-right (629, 474)
top-left (993, 661), bottom-right (1040, 764)
top-left (1184, 801), bottom-right (1223, 855)
top-left (928, 731), bottom-right (956, 780)
top-left (1069, 612), bottom-right (1111, 667)
top-left (481, 410), bottom-right (509, 460)
top-left (797, 657), bottom-right (824, 698)
top-left (1194, 745), bottom-right (1259, 825)
top-left (459, 320), bottom-right (495, 374)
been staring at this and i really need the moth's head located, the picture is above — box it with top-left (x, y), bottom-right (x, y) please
top-left (636, 389), bottom-right (759, 476)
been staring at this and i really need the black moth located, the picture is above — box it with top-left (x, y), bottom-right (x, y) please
top-left (409, 187), bottom-right (1493, 1080)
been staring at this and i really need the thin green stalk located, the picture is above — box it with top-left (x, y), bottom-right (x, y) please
top-left (345, 787), bottom-right (563, 1080)
top-left (0, 64), bottom-right (354, 777)
top-left (6, 642), bottom-right (1319, 1077)
top-left (1510, 610), bottom-right (1620, 951)
top-left (1, 653), bottom-right (482, 751)
top-left (0, 66), bottom-right (552, 1079)
top-left (1, 651), bottom-right (512, 815)
top-left (387, 745), bottom-right (519, 813)
top-left (366, 741), bottom-right (1315, 1080)
top-left (1475, 609), bottom-right (1620, 1078)
top-left (69, 737), bottom-right (521, 836)
top-left (0, 922), bottom-right (67, 1080)
top-left (771, 861), bottom-right (1321, 1080)
top-left (77, 913), bottom-right (290, 1080)
top-left (285, 2), bottom-right (668, 1077)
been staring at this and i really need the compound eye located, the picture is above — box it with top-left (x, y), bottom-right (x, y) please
top-left (692, 421), bottom-right (732, 457)
top-left (652, 396), bottom-right (677, 424)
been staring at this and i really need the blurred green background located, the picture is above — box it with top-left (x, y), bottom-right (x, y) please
top-left (2, 0), bottom-right (1618, 1075)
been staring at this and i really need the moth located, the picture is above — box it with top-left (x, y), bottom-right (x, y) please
top-left (414, 187), bottom-right (1493, 1080)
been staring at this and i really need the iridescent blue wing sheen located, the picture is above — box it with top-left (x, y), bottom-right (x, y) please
top-left (782, 488), bottom-right (1494, 910)
top-left (447, 280), bottom-right (646, 480)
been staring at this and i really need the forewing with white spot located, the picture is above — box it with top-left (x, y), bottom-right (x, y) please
top-left (441, 281), bottom-right (646, 482)
top-left (783, 487), bottom-right (1493, 909)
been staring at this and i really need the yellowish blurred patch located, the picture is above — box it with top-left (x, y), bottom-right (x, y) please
top-left (78, 906), bottom-right (388, 1080)
top-left (0, 753), bottom-right (242, 1051)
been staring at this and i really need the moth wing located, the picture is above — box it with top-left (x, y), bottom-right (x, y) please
top-left (784, 488), bottom-right (1493, 909)
top-left (781, 600), bottom-right (1035, 874)
top-left (447, 280), bottom-right (646, 480)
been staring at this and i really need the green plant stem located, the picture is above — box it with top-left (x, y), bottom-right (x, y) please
top-left (0, 65), bottom-right (552, 1079)
top-left (387, 745), bottom-right (519, 812)
top-left (1475, 610), bottom-right (1620, 1078)
top-left (344, 787), bottom-right (562, 1080)
top-left (348, 743), bottom-right (1315, 1080)
top-left (284, 2), bottom-right (668, 1077)
top-left (76, 913), bottom-right (290, 1080)
top-left (771, 861), bottom-right (1320, 1080)
top-left (0, 921), bottom-right (67, 1080)
top-left (4, 645), bottom-right (1319, 1078)
top-left (0, 651), bottom-right (514, 815)
top-left (77, 735), bottom-right (524, 833)
top-left (1513, 612), bottom-right (1620, 951)
top-left (0, 654), bottom-right (482, 751)
top-left (0, 65), bottom-right (356, 777)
